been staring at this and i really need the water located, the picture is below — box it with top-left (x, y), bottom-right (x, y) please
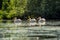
top-left (0, 20), bottom-right (60, 40)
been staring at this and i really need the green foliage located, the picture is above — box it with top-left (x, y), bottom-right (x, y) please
top-left (0, 0), bottom-right (28, 19)
top-left (0, 10), bottom-right (8, 19)
top-left (0, 10), bottom-right (3, 19)
top-left (0, 0), bottom-right (60, 19)
top-left (7, 10), bottom-right (17, 19)
top-left (15, 0), bottom-right (28, 16)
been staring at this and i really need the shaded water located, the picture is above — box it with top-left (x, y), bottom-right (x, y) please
top-left (0, 20), bottom-right (60, 40)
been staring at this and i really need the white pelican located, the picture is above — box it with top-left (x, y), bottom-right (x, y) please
top-left (38, 18), bottom-right (46, 25)
top-left (14, 18), bottom-right (22, 26)
top-left (28, 18), bottom-right (37, 26)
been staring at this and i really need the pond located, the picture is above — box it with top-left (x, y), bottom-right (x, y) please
top-left (0, 20), bottom-right (60, 40)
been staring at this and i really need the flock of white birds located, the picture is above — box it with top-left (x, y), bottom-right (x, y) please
top-left (14, 17), bottom-right (46, 26)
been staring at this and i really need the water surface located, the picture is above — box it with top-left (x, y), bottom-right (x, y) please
top-left (0, 20), bottom-right (60, 40)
